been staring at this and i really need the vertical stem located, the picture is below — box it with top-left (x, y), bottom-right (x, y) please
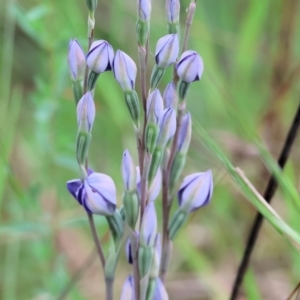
top-left (105, 278), bottom-right (114, 300)
top-left (87, 213), bottom-right (106, 269)
top-left (181, 0), bottom-right (196, 54)
top-left (160, 103), bottom-right (185, 281)
top-left (229, 102), bottom-right (300, 300)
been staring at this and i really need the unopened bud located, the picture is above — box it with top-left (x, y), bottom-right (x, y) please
top-left (163, 82), bottom-right (178, 109)
top-left (165, 0), bottom-right (180, 34)
top-left (113, 50), bottom-right (137, 91)
top-left (122, 150), bottom-right (136, 192)
top-left (140, 202), bottom-right (157, 247)
top-left (155, 34), bottom-right (179, 69)
top-left (68, 39), bottom-right (85, 81)
top-left (178, 171), bottom-right (213, 213)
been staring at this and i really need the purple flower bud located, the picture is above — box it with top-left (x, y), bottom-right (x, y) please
top-left (68, 39), bottom-right (85, 81)
top-left (165, 0), bottom-right (180, 24)
top-left (157, 108), bottom-right (176, 147)
top-left (113, 50), bottom-right (137, 91)
top-left (155, 34), bottom-right (179, 68)
top-left (163, 82), bottom-right (178, 108)
top-left (120, 275), bottom-right (135, 300)
top-left (176, 50), bottom-right (204, 83)
top-left (140, 202), bottom-right (157, 247)
top-left (76, 92), bottom-right (95, 132)
top-left (66, 172), bottom-right (117, 216)
top-left (122, 150), bottom-right (136, 191)
top-left (153, 278), bottom-right (169, 300)
top-left (176, 112), bottom-right (191, 154)
top-left (86, 40), bottom-right (114, 73)
top-left (137, 0), bottom-right (152, 22)
top-left (178, 170), bottom-right (213, 213)
top-left (146, 89), bottom-right (164, 124)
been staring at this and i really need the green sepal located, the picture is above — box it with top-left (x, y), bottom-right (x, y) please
top-left (148, 147), bottom-right (163, 183)
top-left (76, 131), bottom-right (91, 166)
top-left (87, 71), bottom-right (100, 91)
top-left (138, 245), bottom-right (154, 279)
top-left (178, 81), bottom-right (190, 101)
top-left (150, 65), bottom-right (165, 90)
top-left (123, 190), bottom-right (139, 229)
top-left (146, 278), bottom-right (156, 300)
top-left (169, 152), bottom-right (186, 194)
top-left (119, 205), bottom-right (126, 222)
top-left (124, 90), bottom-right (140, 126)
top-left (167, 23), bottom-right (180, 35)
top-left (104, 242), bottom-right (121, 281)
top-left (145, 123), bottom-right (159, 154)
top-left (136, 20), bottom-right (150, 47)
top-left (86, 0), bottom-right (98, 12)
top-left (72, 80), bottom-right (83, 105)
top-left (168, 209), bottom-right (187, 240)
top-left (106, 210), bottom-right (124, 247)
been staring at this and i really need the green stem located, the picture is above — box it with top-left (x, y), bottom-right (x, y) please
top-left (105, 278), bottom-right (114, 300)
top-left (87, 213), bottom-right (106, 268)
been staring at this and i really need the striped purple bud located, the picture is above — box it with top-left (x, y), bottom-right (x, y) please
top-left (76, 92), bottom-right (95, 132)
top-left (140, 202), bottom-right (157, 247)
top-left (86, 40), bottom-right (114, 73)
top-left (68, 39), bottom-right (85, 81)
top-left (163, 82), bottom-right (178, 109)
top-left (121, 150), bottom-right (136, 192)
top-left (120, 275), bottom-right (135, 300)
top-left (137, 0), bottom-right (152, 22)
top-left (176, 50), bottom-right (204, 83)
top-left (178, 171), bottom-right (213, 213)
top-left (155, 34), bottom-right (179, 69)
top-left (113, 50), bottom-right (137, 91)
top-left (66, 172), bottom-right (117, 216)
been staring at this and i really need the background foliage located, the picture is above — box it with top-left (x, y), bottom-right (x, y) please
top-left (0, 0), bottom-right (300, 299)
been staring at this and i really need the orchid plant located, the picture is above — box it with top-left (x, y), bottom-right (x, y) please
top-left (66, 0), bottom-right (213, 299)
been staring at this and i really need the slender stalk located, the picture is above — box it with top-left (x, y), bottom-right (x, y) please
top-left (230, 102), bottom-right (300, 300)
top-left (83, 14), bottom-right (95, 94)
top-left (160, 0), bottom-right (197, 281)
top-left (181, 0), bottom-right (196, 55)
top-left (135, 35), bottom-right (150, 300)
top-left (105, 278), bottom-right (114, 300)
top-left (160, 103), bottom-right (185, 281)
top-left (87, 213), bottom-right (106, 268)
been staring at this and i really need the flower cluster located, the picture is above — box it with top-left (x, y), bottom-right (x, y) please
top-left (65, 0), bottom-right (213, 299)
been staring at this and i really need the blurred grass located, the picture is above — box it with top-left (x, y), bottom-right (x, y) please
top-left (0, 0), bottom-right (300, 299)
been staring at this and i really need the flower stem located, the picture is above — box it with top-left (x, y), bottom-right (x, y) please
top-left (181, 1), bottom-right (196, 55)
top-left (160, 102), bottom-right (186, 281)
top-left (105, 278), bottom-right (114, 300)
top-left (87, 213), bottom-right (106, 269)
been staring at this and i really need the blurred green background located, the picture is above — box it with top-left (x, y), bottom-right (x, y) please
top-left (1, 0), bottom-right (300, 299)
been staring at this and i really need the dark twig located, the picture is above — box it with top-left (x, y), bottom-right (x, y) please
top-left (230, 102), bottom-right (300, 300)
